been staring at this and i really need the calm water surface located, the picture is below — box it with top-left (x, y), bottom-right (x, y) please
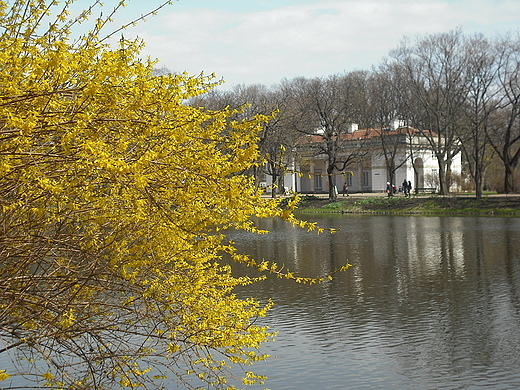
top-left (227, 215), bottom-right (520, 390)
top-left (2, 216), bottom-right (519, 389)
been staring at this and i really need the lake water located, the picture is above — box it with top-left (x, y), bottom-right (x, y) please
top-left (2, 215), bottom-right (520, 389)
top-left (226, 214), bottom-right (520, 390)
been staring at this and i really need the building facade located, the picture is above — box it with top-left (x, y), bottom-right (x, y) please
top-left (264, 124), bottom-right (462, 195)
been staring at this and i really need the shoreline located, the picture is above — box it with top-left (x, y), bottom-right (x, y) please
top-left (293, 194), bottom-right (520, 216)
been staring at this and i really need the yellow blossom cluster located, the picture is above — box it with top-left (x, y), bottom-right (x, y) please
top-left (0, 1), bottom-right (303, 389)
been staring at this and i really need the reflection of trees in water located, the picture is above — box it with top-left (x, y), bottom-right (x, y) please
top-left (227, 216), bottom-right (520, 389)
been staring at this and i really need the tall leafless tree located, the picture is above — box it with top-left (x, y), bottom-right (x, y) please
top-left (366, 70), bottom-right (414, 188)
top-left (487, 34), bottom-right (520, 193)
top-left (457, 34), bottom-right (500, 199)
top-left (282, 74), bottom-right (367, 199)
top-left (387, 29), bottom-right (469, 195)
top-left (190, 84), bottom-right (300, 197)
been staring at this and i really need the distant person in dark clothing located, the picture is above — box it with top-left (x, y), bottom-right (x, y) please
top-left (402, 179), bottom-right (409, 196)
top-left (386, 182), bottom-right (392, 197)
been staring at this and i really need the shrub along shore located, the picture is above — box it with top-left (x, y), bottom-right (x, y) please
top-left (295, 194), bottom-right (520, 216)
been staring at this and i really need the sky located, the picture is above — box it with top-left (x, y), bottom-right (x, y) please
top-left (98, 0), bottom-right (520, 88)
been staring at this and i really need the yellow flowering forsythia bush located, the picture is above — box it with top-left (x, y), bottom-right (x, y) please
top-left (0, 1), bottom-right (327, 388)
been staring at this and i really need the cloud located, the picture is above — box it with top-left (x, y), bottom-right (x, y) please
top-left (124, 0), bottom-right (520, 87)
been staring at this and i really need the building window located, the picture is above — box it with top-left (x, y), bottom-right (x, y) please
top-left (346, 174), bottom-right (353, 186)
top-left (363, 171), bottom-right (369, 187)
top-left (315, 173), bottom-right (323, 191)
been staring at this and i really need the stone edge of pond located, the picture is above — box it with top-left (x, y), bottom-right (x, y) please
top-left (292, 194), bottom-right (520, 216)
top-left (295, 208), bottom-right (520, 216)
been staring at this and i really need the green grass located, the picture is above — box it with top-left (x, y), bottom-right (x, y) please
top-left (353, 196), bottom-right (406, 208)
top-left (296, 194), bottom-right (520, 216)
top-left (321, 201), bottom-right (348, 210)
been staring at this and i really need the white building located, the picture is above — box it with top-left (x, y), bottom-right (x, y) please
top-left (264, 124), bottom-right (462, 194)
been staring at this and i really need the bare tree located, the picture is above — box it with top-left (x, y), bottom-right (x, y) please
top-left (458, 34), bottom-right (500, 199)
top-left (191, 84), bottom-right (300, 197)
top-left (282, 74), bottom-right (367, 199)
top-left (366, 71), bottom-right (412, 188)
top-left (388, 29), bottom-right (469, 195)
top-left (487, 34), bottom-right (520, 193)
top-left (251, 85), bottom-right (300, 197)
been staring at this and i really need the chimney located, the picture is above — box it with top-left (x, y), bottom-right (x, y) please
top-left (390, 119), bottom-right (404, 131)
top-left (348, 123), bottom-right (358, 134)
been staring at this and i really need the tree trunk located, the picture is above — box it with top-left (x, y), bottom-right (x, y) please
top-left (504, 164), bottom-right (515, 194)
top-left (475, 174), bottom-right (482, 200)
top-left (437, 158), bottom-right (448, 195)
top-left (327, 162), bottom-right (337, 200)
top-left (271, 172), bottom-right (278, 198)
top-left (388, 172), bottom-right (395, 194)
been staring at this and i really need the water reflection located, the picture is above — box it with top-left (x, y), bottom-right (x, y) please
top-left (227, 215), bottom-right (520, 389)
top-left (3, 216), bottom-right (518, 389)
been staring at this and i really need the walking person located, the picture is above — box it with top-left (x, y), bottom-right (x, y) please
top-left (343, 182), bottom-right (349, 196)
top-left (386, 182), bottom-right (392, 197)
top-left (402, 179), bottom-right (409, 196)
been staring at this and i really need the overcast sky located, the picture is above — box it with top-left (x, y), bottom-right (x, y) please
top-left (105, 0), bottom-right (519, 88)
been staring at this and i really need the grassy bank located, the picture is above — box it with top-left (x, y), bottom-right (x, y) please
top-left (295, 194), bottom-right (520, 216)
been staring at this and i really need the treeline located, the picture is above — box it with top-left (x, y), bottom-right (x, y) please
top-left (191, 29), bottom-right (520, 199)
